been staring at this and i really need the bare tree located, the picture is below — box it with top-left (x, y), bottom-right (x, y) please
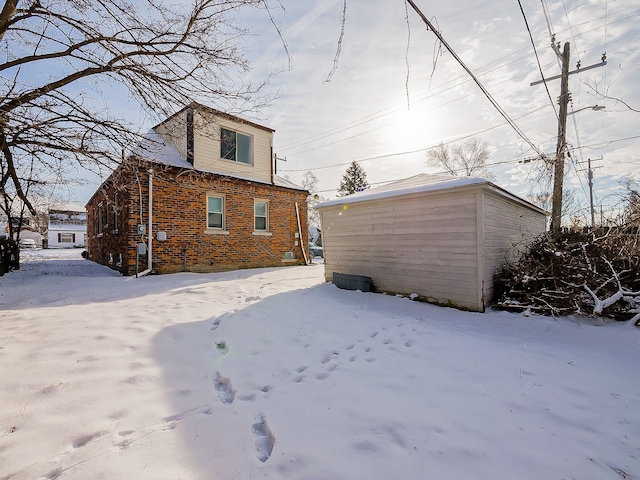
top-left (301, 170), bottom-right (320, 227)
top-left (621, 176), bottom-right (640, 225)
top-left (530, 189), bottom-right (581, 226)
top-left (426, 138), bottom-right (494, 179)
top-left (0, 0), bottom-right (267, 240)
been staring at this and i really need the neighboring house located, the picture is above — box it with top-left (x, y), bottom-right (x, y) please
top-left (85, 103), bottom-right (309, 276)
top-left (47, 206), bottom-right (87, 248)
top-left (15, 226), bottom-right (42, 247)
top-left (8, 216), bottom-right (42, 246)
top-left (309, 225), bottom-right (322, 246)
top-left (316, 174), bottom-right (547, 312)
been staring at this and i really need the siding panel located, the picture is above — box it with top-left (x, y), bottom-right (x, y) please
top-left (321, 190), bottom-right (481, 311)
top-left (482, 191), bottom-right (547, 305)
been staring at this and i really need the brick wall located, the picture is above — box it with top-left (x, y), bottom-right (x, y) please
top-left (86, 168), bottom-right (135, 274)
top-left (87, 164), bottom-right (309, 275)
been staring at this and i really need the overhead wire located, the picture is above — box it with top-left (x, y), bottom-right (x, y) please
top-left (283, 54), bottom-right (536, 157)
top-left (277, 3), bottom-right (636, 154)
top-left (393, 1), bottom-right (547, 159)
top-left (280, 104), bottom-right (552, 172)
top-left (278, 47), bottom-right (536, 152)
top-left (517, 0), bottom-right (558, 120)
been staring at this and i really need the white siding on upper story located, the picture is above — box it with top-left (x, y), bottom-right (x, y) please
top-left (154, 109), bottom-right (189, 161)
top-left (193, 110), bottom-right (272, 183)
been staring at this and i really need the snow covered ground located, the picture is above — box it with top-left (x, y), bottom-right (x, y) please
top-left (1, 249), bottom-right (639, 480)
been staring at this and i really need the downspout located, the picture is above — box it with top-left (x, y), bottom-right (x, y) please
top-left (295, 202), bottom-right (310, 265)
top-left (148, 169), bottom-right (153, 271)
top-left (136, 169), bottom-right (153, 278)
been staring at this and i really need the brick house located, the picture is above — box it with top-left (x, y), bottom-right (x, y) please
top-left (85, 103), bottom-right (309, 276)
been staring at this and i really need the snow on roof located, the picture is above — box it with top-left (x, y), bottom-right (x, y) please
top-left (49, 202), bottom-right (86, 213)
top-left (273, 175), bottom-right (306, 190)
top-left (131, 131), bottom-right (193, 169)
top-left (131, 131), bottom-right (307, 192)
top-left (316, 174), bottom-right (489, 208)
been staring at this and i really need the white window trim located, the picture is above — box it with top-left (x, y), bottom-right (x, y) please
top-left (205, 229), bottom-right (230, 235)
top-left (219, 126), bottom-right (254, 165)
top-left (254, 199), bottom-right (269, 233)
top-left (206, 193), bottom-right (226, 231)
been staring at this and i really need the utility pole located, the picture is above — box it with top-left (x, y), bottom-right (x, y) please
top-left (273, 153), bottom-right (286, 175)
top-left (588, 157), bottom-right (595, 229)
top-left (579, 156), bottom-right (603, 229)
top-left (551, 42), bottom-right (570, 234)
top-left (531, 43), bottom-right (606, 233)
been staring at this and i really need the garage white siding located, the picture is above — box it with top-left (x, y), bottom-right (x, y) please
top-left (482, 191), bottom-right (547, 306)
top-left (321, 189), bottom-right (482, 311)
top-left (317, 174), bottom-right (547, 313)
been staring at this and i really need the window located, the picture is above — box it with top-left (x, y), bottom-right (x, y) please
top-left (113, 192), bottom-right (118, 232)
top-left (254, 200), bottom-right (269, 232)
top-left (207, 195), bottom-right (225, 229)
top-left (97, 203), bottom-right (103, 234)
top-left (59, 233), bottom-right (75, 243)
top-left (220, 127), bottom-right (252, 164)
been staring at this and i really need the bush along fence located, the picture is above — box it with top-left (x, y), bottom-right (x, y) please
top-left (0, 239), bottom-right (19, 275)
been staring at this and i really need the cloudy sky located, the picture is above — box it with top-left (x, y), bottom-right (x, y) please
top-left (244, 0), bottom-right (639, 223)
top-left (78, 0), bottom-right (639, 224)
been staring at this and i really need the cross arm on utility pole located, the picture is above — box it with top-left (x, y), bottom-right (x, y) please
top-left (273, 153), bottom-right (286, 175)
top-left (530, 60), bottom-right (607, 86)
top-left (531, 43), bottom-right (607, 233)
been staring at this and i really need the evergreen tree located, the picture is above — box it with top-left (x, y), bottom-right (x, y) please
top-left (337, 161), bottom-right (369, 196)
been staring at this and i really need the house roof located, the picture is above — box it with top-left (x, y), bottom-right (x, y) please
top-left (49, 203), bottom-right (86, 213)
top-left (153, 102), bottom-right (275, 133)
top-left (316, 173), bottom-right (547, 214)
top-left (131, 131), bottom-right (307, 192)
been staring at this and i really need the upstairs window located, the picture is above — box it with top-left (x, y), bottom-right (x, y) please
top-left (207, 195), bottom-right (225, 229)
top-left (97, 203), bottom-right (103, 234)
top-left (220, 127), bottom-right (252, 164)
top-left (254, 200), bottom-right (269, 232)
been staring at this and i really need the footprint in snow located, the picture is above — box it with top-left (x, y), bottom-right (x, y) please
top-left (252, 414), bottom-right (275, 462)
top-left (213, 372), bottom-right (235, 404)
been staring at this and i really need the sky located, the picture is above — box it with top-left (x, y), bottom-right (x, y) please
top-left (1, 249), bottom-right (639, 479)
top-left (73, 0), bottom-right (639, 225)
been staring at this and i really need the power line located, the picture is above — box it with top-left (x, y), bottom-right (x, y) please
top-left (279, 49), bottom-right (535, 153)
top-left (277, 4), bottom-right (636, 155)
top-left (518, 0), bottom-right (558, 119)
top-left (404, 1), bottom-right (546, 159)
top-left (280, 104), bottom-right (551, 172)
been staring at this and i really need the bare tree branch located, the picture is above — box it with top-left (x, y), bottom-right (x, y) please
top-left (0, 0), bottom-right (271, 226)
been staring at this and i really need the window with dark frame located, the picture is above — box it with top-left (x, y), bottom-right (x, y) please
top-left (207, 195), bottom-right (224, 229)
top-left (220, 127), bottom-right (252, 164)
top-left (59, 233), bottom-right (75, 243)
